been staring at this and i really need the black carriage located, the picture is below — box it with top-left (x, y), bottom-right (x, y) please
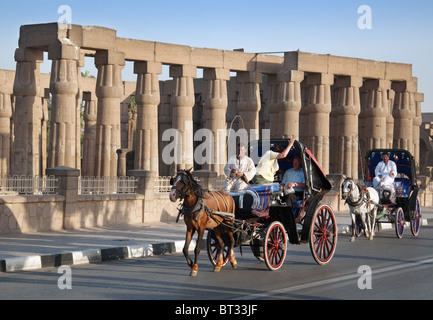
top-left (360, 149), bottom-right (422, 238)
top-left (206, 139), bottom-right (338, 271)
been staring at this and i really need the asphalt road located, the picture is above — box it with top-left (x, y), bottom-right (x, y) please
top-left (1, 225), bottom-right (433, 302)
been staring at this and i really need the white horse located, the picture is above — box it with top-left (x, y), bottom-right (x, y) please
top-left (341, 177), bottom-right (380, 242)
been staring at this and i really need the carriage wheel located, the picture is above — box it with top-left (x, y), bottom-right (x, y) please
top-left (309, 204), bottom-right (337, 266)
top-left (263, 221), bottom-right (287, 271)
top-left (394, 207), bottom-right (405, 239)
top-left (206, 230), bottom-right (229, 267)
top-left (410, 198), bottom-right (421, 237)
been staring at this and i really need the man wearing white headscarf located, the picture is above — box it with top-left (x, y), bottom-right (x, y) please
top-left (223, 144), bottom-right (256, 191)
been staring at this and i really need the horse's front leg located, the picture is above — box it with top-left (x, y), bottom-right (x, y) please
top-left (365, 210), bottom-right (372, 239)
top-left (350, 210), bottom-right (356, 242)
top-left (369, 207), bottom-right (377, 240)
top-left (183, 228), bottom-right (195, 271)
top-left (360, 208), bottom-right (369, 239)
top-left (190, 227), bottom-right (205, 276)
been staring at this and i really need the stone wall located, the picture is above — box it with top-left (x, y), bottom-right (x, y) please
top-left (0, 168), bottom-right (179, 235)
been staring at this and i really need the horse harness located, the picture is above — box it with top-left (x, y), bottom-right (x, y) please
top-left (174, 179), bottom-right (234, 227)
top-left (345, 183), bottom-right (372, 209)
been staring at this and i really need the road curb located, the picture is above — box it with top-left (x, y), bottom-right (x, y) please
top-left (0, 240), bottom-right (194, 273)
top-left (0, 219), bottom-right (431, 273)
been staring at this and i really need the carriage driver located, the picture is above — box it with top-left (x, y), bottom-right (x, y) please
top-left (223, 144), bottom-right (256, 191)
top-left (373, 152), bottom-right (397, 189)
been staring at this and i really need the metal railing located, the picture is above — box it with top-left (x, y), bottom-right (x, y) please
top-left (0, 175), bottom-right (58, 195)
top-left (155, 175), bottom-right (224, 193)
top-left (79, 176), bottom-right (137, 195)
top-left (155, 176), bottom-right (172, 193)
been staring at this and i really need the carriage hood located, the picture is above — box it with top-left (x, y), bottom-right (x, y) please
top-left (248, 139), bottom-right (331, 195)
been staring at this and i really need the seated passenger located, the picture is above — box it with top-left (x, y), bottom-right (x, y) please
top-left (223, 144), bottom-right (256, 191)
top-left (281, 155), bottom-right (306, 207)
top-left (251, 139), bottom-right (294, 185)
top-left (373, 152), bottom-right (397, 189)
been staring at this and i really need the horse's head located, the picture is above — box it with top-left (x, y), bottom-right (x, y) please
top-left (341, 177), bottom-right (355, 200)
top-left (169, 168), bottom-right (198, 202)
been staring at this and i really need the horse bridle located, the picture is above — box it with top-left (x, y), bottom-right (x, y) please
top-left (170, 172), bottom-right (194, 199)
top-left (342, 179), bottom-right (367, 207)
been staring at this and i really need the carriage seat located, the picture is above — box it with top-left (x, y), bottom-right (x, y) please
top-left (228, 183), bottom-right (279, 220)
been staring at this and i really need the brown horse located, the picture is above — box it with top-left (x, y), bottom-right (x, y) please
top-left (169, 169), bottom-right (237, 276)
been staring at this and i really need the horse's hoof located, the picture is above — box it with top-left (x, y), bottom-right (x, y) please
top-left (231, 262), bottom-right (238, 269)
top-left (213, 266), bottom-right (221, 272)
top-left (190, 264), bottom-right (198, 276)
top-left (350, 237), bottom-right (355, 242)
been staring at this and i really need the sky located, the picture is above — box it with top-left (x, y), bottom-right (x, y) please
top-left (0, 0), bottom-right (432, 111)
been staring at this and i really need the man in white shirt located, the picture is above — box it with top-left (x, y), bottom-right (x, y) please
top-left (373, 152), bottom-right (397, 189)
top-left (281, 155), bottom-right (306, 206)
top-left (223, 144), bottom-right (256, 191)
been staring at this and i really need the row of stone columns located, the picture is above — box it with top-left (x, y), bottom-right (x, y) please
top-left (6, 44), bottom-right (424, 180)
top-left (268, 73), bottom-right (423, 179)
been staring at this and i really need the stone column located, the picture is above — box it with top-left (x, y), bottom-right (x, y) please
top-left (267, 75), bottom-right (280, 138)
top-left (306, 73), bottom-right (334, 174)
top-left (120, 98), bottom-right (130, 149)
top-left (392, 80), bottom-right (416, 153)
top-left (47, 41), bottom-right (80, 169)
top-left (170, 65), bottom-right (196, 173)
top-left (12, 48), bottom-right (44, 176)
top-left (94, 50), bottom-right (125, 177)
top-left (386, 90), bottom-right (395, 148)
top-left (359, 79), bottom-right (390, 156)
top-left (278, 70), bottom-right (304, 140)
top-left (41, 88), bottom-right (50, 177)
top-left (334, 76), bottom-right (362, 179)
top-left (0, 71), bottom-right (13, 176)
top-left (158, 82), bottom-right (173, 176)
top-left (299, 81), bottom-right (309, 144)
top-left (413, 92), bottom-right (424, 166)
top-left (236, 71), bottom-right (262, 140)
top-left (82, 91), bottom-right (97, 176)
top-left (75, 53), bottom-right (84, 172)
top-left (134, 61), bottom-right (162, 174)
top-left (116, 148), bottom-right (129, 176)
top-left (203, 68), bottom-right (230, 175)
